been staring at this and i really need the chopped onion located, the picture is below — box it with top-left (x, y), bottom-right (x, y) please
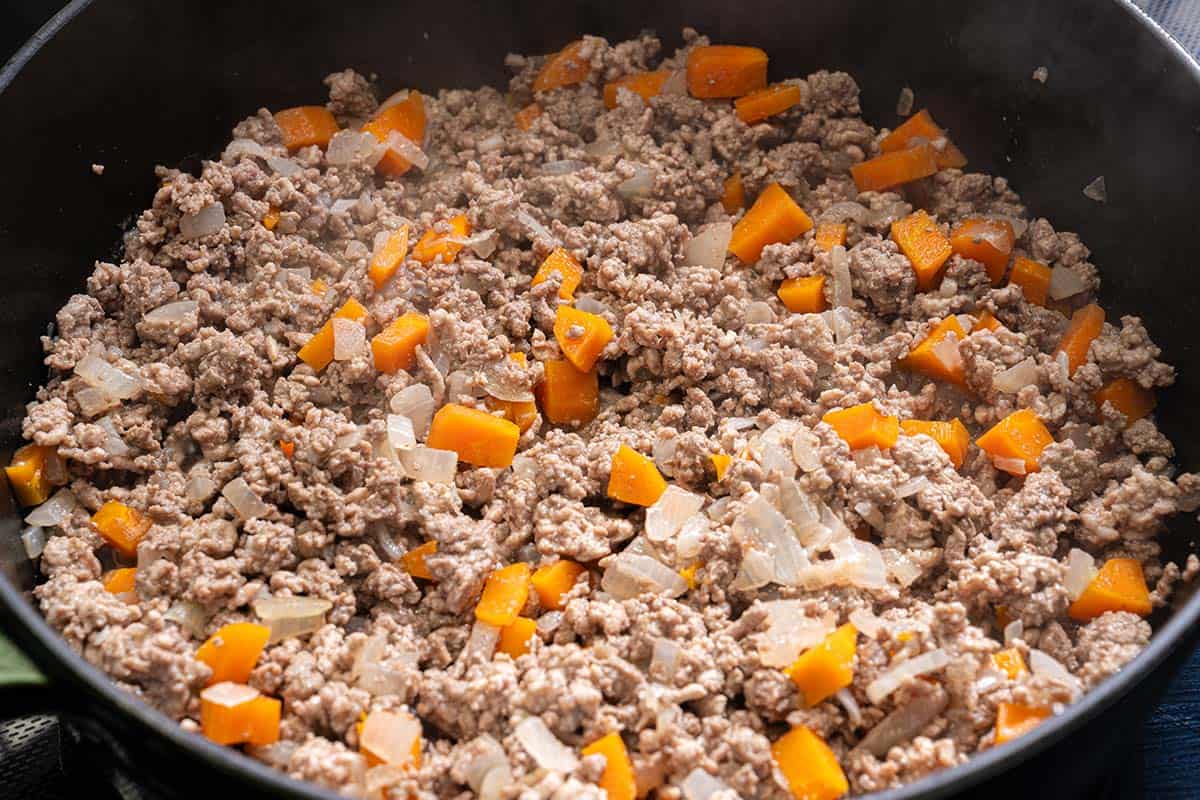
top-left (483, 371), bottom-right (533, 403)
top-left (20, 525), bottom-right (46, 559)
top-left (854, 501), bottom-right (884, 530)
top-left (399, 447), bottom-right (458, 483)
top-left (896, 86), bottom-right (915, 116)
top-left (930, 332), bottom-right (963, 377)
top-left (649, 636), bottom-right (682, 679)
top-left (992, 455), bottom-right (1027, 476)
top-left (517, 209), bottom-right (555, 243)
top-left (683, 222), bottom-right (732, 269)
top-left (1004, 619), bottom-right (1024, 646)
top-left (856, 686), bottom-right (948, 757)
top-left (895, 476), bottom-right (928, 498)
top-left (328, 130), bottom-right (383, 166)
top-left (332, 318), bottom-right (366, 361)
top-left (584, 137), bottom-right (622, 159)
top-left (759, 440), bottom-right (795, 480)
top-left (541, 159), bottom-right (587, 175)
top-left (330, 198), bottom-right (357, 214)
top-left (25, 488), bottom-right (77, 527)
top-left (253, 595), bottom-right (332, 643)
top-left (1049, 266), bottom-right (1089, 300)
top-left (463, 619), bottom-right (499, 661)
top-left (646, 486), bottom-right (704, 542)
top-left (447, 229), bottom-right (499, 259)
top-left (96, 416), bottom-right (130, 457)
top-left (848, 608), bottom-right (883, 637)
top-left (866, 648), bottom-right (951, 704)
top-left (1082, 175), bottom-right (1106, 203)
top-left (361, 710), bottom-right (421, 767)
top-left (1064, 548), bottom-right (1097, 600)
top-left (681, 768), bottom-right (733, 800)
top-left (144, 300), bottom-right (200, 329)
top-left (820, 201), bottom-right (872, 224)
top-left (839, 538), bottom-right (889, 590)
top-left (1030, 649), bottom-right (1082, 697)
top-left (758, 602), bottom-right (836, 667)
top-left (745, 301), bottom-right (774, 324)
top-left (675, 515), bottom-right (708, 561)
top-left (221, 477), bottom-right (270, 520)
top-left (823, 308), bottom-right (853, 345)
top-left (734, 495), bottom-right (809, 586)
top-left (223, 138), bottom-right (271, 161)
top-left (617, 166), bottom-right (656, 199)
top-left (477, 133), bottom-right (504, 153)
top-left (76, 388), bottom-right (115, 418)
top-left (479, 766), bottom-right (510, 800)
top-left (386, 415), bottom-right (417, 452)
top-left (601, 553), bottom-right (687, 599)
top-left (180, 202), bottom-right (225, 240)
top-left (266, 156), bottom-right (302, 177)
top-left (1056, 350), bottom-right (1070, 377)
top-left (515, 717), bottom-right (579, 772)
top-left (165, 600), bottom-right (209, 638)
top-left (75, 354), bottom-right (141, 400)
top-left (837, 688), bottom-right (863, 726)
top-left (390, 384), bottom-right (435, 439)
top-left (831, 246), bottom-right (853, 307)
top-left (574, 295), bottom-right (611, 316)
top-left (732, 548), bottom-right (774, 590)
top-left (462, 735), bottom-right (509, 792)
top-left (885, 550), bottom-right (923, 588)
top-left (201, 681), bottom-right (259, 707)
top-left (791, 428), bottom-right (821, 472)
top-left (660, 69), bottom-right (688, 96)
top-left (383, 131), bottom-right (429, 171)
top-left (993, 358), bottom-right (1037, 394)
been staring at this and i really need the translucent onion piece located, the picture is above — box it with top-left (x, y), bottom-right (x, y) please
top-left (462, 735), bottom-right (509, 792)
top-left (777, 477), bottom-right (820, 529)
top-left (376, 529), bottom-right (406, 561)
top-left (651, 636), bottom-right (682, 677)
top-left (865, 648), bottom-right (951, 704)
top-left (896, 86), bottom-right (915, 116)
top-left (361, 711), bottom-right (421, 767)
top-left (253, 595), bottom-right (332, 643)
top-left (541, 159), bottom-right (587, 175)
top-left (1082, 175), bottom-right (1107, 203)
top-left (992, 455), bottom-right (1027, 476)
top-left (585, 137), bottom-right (622, 159)
top-left (266, 156), bottom-right (302, 177)
top-left (1004, 619), bottom-right (1024, 646)
top-left (791, 428), bottom-right (821, 472)
top-left (683, 222), bottom-right (733, 269)
top-left (856, 686), bottom-right (948, 757)
top-left (330, 198), bottom-right (357, 214)
top-left (447, 229), bottom-right (499, 259)
top-left (758, 602), bottom-right (836, 667)
top-left (681, 768), bottom-right (735, 800)
top-left (760, 441), bottom-right (795, 480)
top-left (72, 387), bottom-right (111, 420)
top-left (574, 295), bottom-right (611, 316)
top-left (735, 495), bottom-right (809, 586)
top-left (646, 486), bottom-right (704, 542)
top-left (517, 209), bottom-right (554, 243)
top-left (180, 203), bottom-right (226, 239)
top-left (993, 358), bottom-right (1037, 394)
top-left (837, 687), bottom-right (864, 727)
top-left (75, 354), bottom-right (141, 400)
top-left (20, 525), bottom-right (46, 559)
top-left (332, 318), bottom-right (366, 361)
top-left (165, 600), bottom-right (210, 638)
top-left (854, 501), bottom-right (885, 531)
top-left (384, 131), bottom-right (429, 171)
top-left (477, 134), bottom-right (504, 153)
top-left (483, 370), bottom-right (534, 403)
top-left (222, 477), bottom-right (270, 520)
top-left (732, 549), bottom-right (774, 591)
top-left (386, 414), bottom-right (417, 452)
top-left (1030, 649), bottom-right (1082, 697)
top-left (97, 416), bottom-right (130, 457)
top-left (463, 619), bottom-right (500, 661)
top-left (1049, 266), bottom-right (1089, 300)
top-left (24, 488), bottom-right (77, 527)
top-left (144, 300), bottom-right (199, 326)
top-left (823, 308), bottom-right (853, 345)
top-left (820, 201), bottom-right (872, 224)
top-left (515, 717), bottom-right (579, 772)
top-left (1064, 548), bottom-right (1097, 600)
top-left (202, 681), bottom-right (259, 707)
top-left (930, 333), bottom-right (963, 377)
top-left (399, 446), bottom-right (458, 483)
top-left (848, 608), bottom-right (882, 637)
top-left (601, 553), bottom-right (688, 600)
top-left (223, 138), bottom-right (271, 161)
top-left (842, 538), bottom-right (889, 589)
top-left (479, 766), bottom-right (511, 800)
top-left (326, 130), bottom-right (380, 166)
top-left (616, 166), bottom-right (656, 199)
top-left (390, 384), bottom-right (435, 439)
top-left (895, 476), bottom-right (928, 498)
top-left (1056, 350), bottom-right (1071, 377)
top-left (831, 246), bottom-right (853, 308)
top-left (885, 550), bottom-right (923, 588)
top-left (675, 515), bottom-right (709, 561)
top-left (745, 301), bottom-right (774, 324)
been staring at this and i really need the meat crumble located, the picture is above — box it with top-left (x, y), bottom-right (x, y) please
top-left (10, 28), bottom-right (1199, 799)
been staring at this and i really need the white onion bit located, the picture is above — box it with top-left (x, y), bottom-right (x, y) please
top-left (384, 131), bottom-right (429, 171)
top-left (645, 486), bottom-right (704, 543)
top-left (1049, 266), bottom-right (1089, 300)
top-left (332, 318), bottom-right (366, 361)
top-left (201, 681), bottom-right (259, 708)
top-left (681, 768), bottom-right (736, 800)
top-left (616, 165), bottom-right (656, 199)
top-left (1064, 548), bottom-right (1098, 600)
top-left (683, 222), bottom-right (732, 269)
top-left (514, 717), bottom-right (579, 773)
top-left (993, 358), bottom-right (1038, 394)
top-left (831, 246), bottom-right (853, 307)
top-left (866, 649), bottom-right (951, 704)
top-left (360, 711), bottom-right (421, 768)
top-left (399, 446), bottom-right (458, 483)
top-left (390, 384), bottom-right (435, 439)
top-left (24, 488), bottom-right (78, 527)
top-left (180, 203), bottom-right (225, 239)
top-left (1082, 175), bottom-right (1107, 203)
top-left (253, 595), bottom-right (332, 643)
top-left (20, 525), bottom-right (46, 559)
top-left (221, 477), bottom-right (271, 520)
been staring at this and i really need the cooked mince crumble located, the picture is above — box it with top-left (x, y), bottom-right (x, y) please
top-left (13, 28), bottom-right (1200, 799)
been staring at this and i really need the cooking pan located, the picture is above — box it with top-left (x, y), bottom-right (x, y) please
top-left (1, 0), bottom-right (1198, 797)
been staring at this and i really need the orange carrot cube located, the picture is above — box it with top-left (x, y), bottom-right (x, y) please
top-left (581, 732), bottom-right (636, 800)
top-left (554, 305), bottom-right (614, 372)
top-left (735, 83), bottom-right (803, 124)
top-left (951, 218), bottom-right (1014, 285)
top-left (400, 540), bottom-right (437, 581)
top-left (362, 91), bottom-right (426, 176)
top-left (771, 725), bottom-right (849, 800)
top-left (371, 312), bottom-right (429, 374)
top-left (778, 275), bottom-right (827, 314)
top-left (813, 222), bottom-right (848, 253)
top-left (1068, 557), bottom-right (1152, 621)
top-left (729, 182), bottom-right (813, 263)
top-left (852, 143), bottom-right (938, 193)
top-left (533, 40), bottom-right (592, 93)
top-left (900, 418), bottom-right (971, 468)
top-left (475, 563), bottom-right (532, 627)
top-left (537, 359), bottom-right (599, 426)
top-left (369, 225), bottom-right (411, 289)
top-left (426, 403), bottom-right (520, 469)
top-left (686, 45), bottom-right (768, 99)
top-left (902, 316), bottom-right (968, 385)
top-left (603, 71), bottom-right (671, 108)
top-left (195, 622), bottom-right (271, 685)
top-left (497, 617), bottom-right (537, 658)
top-left (975, 409), bottom-right (1054, 474)
top-left (92, 500), bottom-right (151, 560)
top-left (531, 248), bottom-right (584, 300)
top-left (297, 298), bottom-right (369, 372)
top-left (274, 106), bottom-right (339, 151)
top-left (892, 210), bottom-right (953, 291)
top-left (607, 445), bottom-right (667, 506)
top-left (1094, 378), bottom-right (1155, 427)
top-left (822, 403), bottom-right (900, 451)
top-left (1056, 303), bottom-right (1105, 377)
top-left (721, 173), bottom-right (745, 214)
top-left (785, 623), bottom-right (858, 707)
top-left (880, 109), bottom-right (967, 169)
top-left (531, 560), bottom-right (585, 611)
top-left (412, 214), bottom-right (471, 265)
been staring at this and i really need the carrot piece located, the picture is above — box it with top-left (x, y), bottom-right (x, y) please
top-left (92, 500), bottom-right (152, 560)
top-left (537, 359), bottom-right (599, 426)
top-left (972, 310), bottom-right (1003, 333)
top-left (5, 444), bottom-right (56, 507)
top-left (426, 403), bottom-right (520, 469)
top-left (771, 725), bottom-right (849, 800)
top-left (902, 316), bottom-right (968, 386)
top-left (603, 70), bottom-right (671, 109)
top-left (412, 214), bottom-right (471, 265)
top-left (262, 208), bottom-right (280, 231)
top-left (679, 563), bottom-right (700, 590)
top-left (951, 218), bottom-right (1014, 285)
top-left (1056, 303), bottom-right (1105, 377)
top-left (735, 83), bottom-right (803, 124)
top-left (729, 182), bottom-right (814, 263)
top-left (686, 45), bottom-right (768, 99)
top-left (975, 409), bottom-right (1054, 474)
top-left (778, 275), bottom-right (827, 314)
top-left (710, 453), bottom-right (732, 480)
top-left (880, 108), bottom-right (968, 169)
top-left (607, 445), bottom-right (667, 507)
top-left (892, 210), bottom-right (953, 291)
top-left (814, 222), bottom-right (848, 253)
top-left (279, 440), bottom-right (295, 459)
top-left (994, 702), bottom-right (1050, 745)
top-left (531, 248), bottom-right (584, 300)
top-left (721, 173), bottom-right (745, 214)
top-left (900, 418), bottom-right (971, 468)
top-left (102, 567), bottom-right (137, 594)
top-left (371, 312), bottom-right (429, 374)
top-left (497, 617), bottom-right (537, 658)
top-left (311, 279), bottom-right (328, 296)
top-left (1094, 378), bottom-right (1156, 426)
top-left (1005, 256), bottom-right (1051, 306)
top-left (297, 298), bottom-right (369, 372)
top-left (368, 225), bottom-right (411, 289)
top-left (195, 622), bottom-right (271, 685)
top-left (822, 403), bottom-right (900, 451)
top-left (851, 143), bottom-right (939, 193)
top-left (533, 40), bottom-right (592, 93)
top-left (274, 106), bottom-right (339, 151)
top-left (554, 305), bottom-right (614, 372)
top-left (992, 647), bottom-right (1028, 680)
top-left (515, 103), bottom-right (543, 131)
top-left (400, 540), bottom-right (437, 581)
top-left (785, 623), bottom-right (858, 707)
top-left (200, 685), bottom-right (281, 746)
top-left (362, 91), bottom-right (427, 176)
top-left (475, 563), bottom-right (532, 627)
top-left (531, 560), bottom-right (585, 611)
top-left (485, 353), bottom-right (539, 433)
top-left (1068, 557), bottom-right (1152, 621)
top-left (581, 732), bottom-right (636, 800)
top-left (244, 696), bottom-right (282, 746)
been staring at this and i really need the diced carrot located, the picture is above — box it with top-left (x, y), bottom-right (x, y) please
top-left (297, 298), bottom-right (368, 372)
top-left (822, 403), bottom-right (900, 451)
top-left (195, 622), bottom-right (271, 685)
top-left (554, 305), bottom-right (614, 372)
top-left (244, 696), bottom-right (282, 746)
top-left (851, 143), bottom-right (938, 193)
top-left (485, 353), bottom-right (539, 433)
top-left (91, 500), bottom-right (151, 560)
top-left (369, 225), bottom-right (411, 290)
top-left (900, 418), bottom-right (971, 468)
top-left (975, 409), bottom-right (1054, 474)
top-left (5, 444), bottom-right (57, 507)
top-left (537, 359), bottom-right (599, 426)
top-left (1068, 557), bottom-right (1152, 621)
top-left (274, 106), bottom-right (339, 151)
top-left (892, 210), bottom-right (953, 291)
top-left (412, 214), bottom-right (471, 265)
top-left (814, 222), bottom-right (848, 253)
top-left (607, 445), bottom-right (667, 506)
top-left (581, 732), bottom-right (636, 800)
top-left (1056, 303), bottom-right (1105, 377)
top-left (785, 624), bottom-right (858, 707)
top-left (604, 71), bottom-right (671, 109)
top-left (426, 403), bottom-right (520, 469)
top-left (102, 567), bottom-right (137, 594)
top-left (531, 248), bottom-right (584, 300)
top-left (371, 312), bottom-right (429, 374)
top-left (992, 648), bottom-right (1028, 680)
top-left (533, 40), bottom-right (592, 93)
top-left (951, 218), bottom-right (1014, 285)
top-left (358, 711), bottom-right (422, 768)
top-left (1094, 378), bottom-right (1156, 426)
top-left (729, 182), bottom-right (814, 263)
top-left (475, 563), bottom-right (532, 627)
top-left (311, 279), bottom-right (328, 296)
top-left (778, 275), bottom-right (827, 314)
top-left (400, 541), bottom-right (437, 581)
top-left (679, 563), bottom-right (700, 590)
top-left (721, 173), bottom-right (745, 214)
top-left (200, 685), bottom-right (281, 746)
top-left (710, 453), bottom-right (732, 481)
top-left (532, 560), bottom-right (585, 611)
top-left (262, 209), bottom-right (280, 231)
top-left (902, 316), bottom-right (968, 385)
top-left (879, 108), bottom-right (968, 169)
top-left (994, 702), bottom-right (1050, 745)
top-left (497, 617), bottom-right (537, 658)
top-left (734, 83), bottom-right (803, 124)
top-left (972, 310), bottom-right (1003, 333)
top-left (771, 725), bottom-right (849, 800)
top-left (279, 440), bottom-right (295, 459)
top-left (515, 103), bottom-right (543, 131)
top-left (686, 45), bottom-right (769, 99)
top-left (362, 91), bottom-right (426, 176)
top-left (1008, 256), bottom-right (1052, 306)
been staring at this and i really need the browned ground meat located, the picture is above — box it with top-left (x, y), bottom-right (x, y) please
top-left (17, 28), bottom-right (1199, 799)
